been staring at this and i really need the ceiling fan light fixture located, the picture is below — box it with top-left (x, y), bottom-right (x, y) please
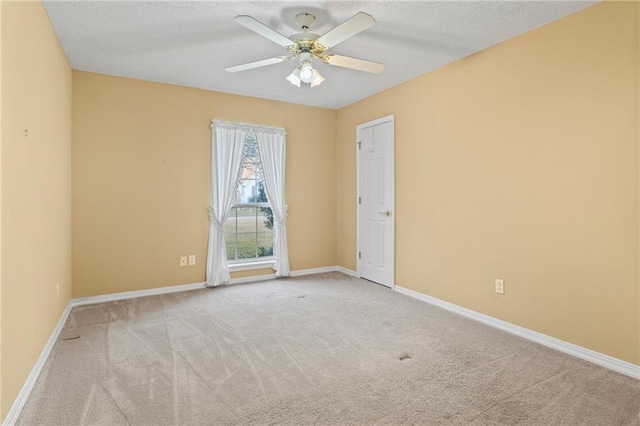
top-left (287, 60), bottom-right (324, 88)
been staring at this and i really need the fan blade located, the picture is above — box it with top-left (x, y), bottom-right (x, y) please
top-left (316, 12), bottom-right (375, 49)
top-left (225, 56), bottom-right (291, 72)
top-left (234, 15), bottom-right (294, 48)
top-left (323, 54), bottom-right (384, 74)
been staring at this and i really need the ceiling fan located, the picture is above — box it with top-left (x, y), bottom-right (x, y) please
top-left (225, 12), bottom-right (385, 88)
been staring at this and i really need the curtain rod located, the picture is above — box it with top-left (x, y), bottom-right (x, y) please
top-left (210, 119), bottom-right (286, 135)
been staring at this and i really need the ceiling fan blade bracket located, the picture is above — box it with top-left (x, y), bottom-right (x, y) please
top-left (311, 42), bottom-right (328, 56)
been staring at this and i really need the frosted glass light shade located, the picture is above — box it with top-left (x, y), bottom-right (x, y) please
top-left (286, 68), bottom-right (301, 87)
top-left (310, 70), bottom-right (324, 87)
top-left (299, 63), bottom-right (315, 83)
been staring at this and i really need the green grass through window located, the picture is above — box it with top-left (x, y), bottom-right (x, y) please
top-left (224, 207), bottom-right (273, 261)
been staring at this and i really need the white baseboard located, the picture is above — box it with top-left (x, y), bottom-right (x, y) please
top-left (72, 281), bottom-right (207, 307)
top-left (335, 266), bottom-right (359, 278)
top-left (3, 303), bottom-right (73, 426)
top-left (72, 266), bottom-right (348, 307)
top-left (290, 266), bottom-right (339, 277)
top-left (394, 285), bottom-right (640, 380)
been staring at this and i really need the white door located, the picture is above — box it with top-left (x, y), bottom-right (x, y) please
top-left (357, 115), bottom-right (394, 288)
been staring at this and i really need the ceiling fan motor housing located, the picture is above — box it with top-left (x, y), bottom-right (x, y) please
top-left (288, 33), bottom-right (324, 57)
top-left (295, 13), bottom-right (316, 31)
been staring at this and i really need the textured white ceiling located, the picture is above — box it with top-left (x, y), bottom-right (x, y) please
top-left (43, 1), bottom-right (598, 110)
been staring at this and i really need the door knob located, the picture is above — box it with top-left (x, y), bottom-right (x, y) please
top-left (379, 210), bottom-right (391, 217)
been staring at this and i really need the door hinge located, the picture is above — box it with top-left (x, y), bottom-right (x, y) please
top-left (357, 141), bottom-right (361, 150)
top-left (358, 196), bottom-right (361, 205)
top-left (358, 251), bottom-right (361, 259)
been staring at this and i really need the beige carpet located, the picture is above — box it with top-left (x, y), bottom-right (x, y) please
top-left (17, 272), bottom-right (640, 425)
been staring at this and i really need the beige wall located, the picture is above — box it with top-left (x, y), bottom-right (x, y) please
top-left (72, 72), bottom-right (336, 298)
top-left (337, 2), bottom-right (640, 365)
top-left (1, 1), bottom-right (72, 420)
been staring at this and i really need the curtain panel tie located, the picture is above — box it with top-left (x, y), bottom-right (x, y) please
top-left (207, 208), bottom-right (224, 230)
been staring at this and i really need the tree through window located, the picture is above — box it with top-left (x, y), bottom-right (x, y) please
top-left (223, 135), bottom-right (274, 262)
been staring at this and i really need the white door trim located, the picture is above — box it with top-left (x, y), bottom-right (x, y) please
top-left (356, 114), bottom-right (395, 288)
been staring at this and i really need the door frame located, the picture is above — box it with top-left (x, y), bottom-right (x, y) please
top-left (356, 114), bottom-right (395, 288)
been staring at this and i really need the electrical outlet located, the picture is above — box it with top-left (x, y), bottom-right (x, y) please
top-left (180, 256), bottom-right (187, 267)
top-left (495, 279), bottom-right (505, 295)
top-left (56, 282), bottom-right (60, 298)
top-left (188, 255), bottom-right (196, 266)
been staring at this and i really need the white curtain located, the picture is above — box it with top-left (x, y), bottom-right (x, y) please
top-left (205, 122), bottom-right (247, 287)
top-left (256, 130), bottom-right (290, 277)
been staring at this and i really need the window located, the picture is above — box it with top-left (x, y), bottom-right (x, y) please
top-left (207, 120), bottom-right (288, 286)
top-left (223, 136), bottom-right (274, 263)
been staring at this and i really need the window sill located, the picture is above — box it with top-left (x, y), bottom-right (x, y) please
top-left (228, 260), bottom-right (275, 272)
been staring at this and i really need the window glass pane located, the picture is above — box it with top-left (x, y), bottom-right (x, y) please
top-left (225, 207), bottom-right (274, 262)
top-left (236, 175), bottom-right (257, 204)
top-left (224, 207), bottom-right (239, 261)
top-left (257, 208), bottom-right (274, 256)
top-left (234, 207), bottom-right (257, 259)
top-left (235, 137), bottom-right (264, 204)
